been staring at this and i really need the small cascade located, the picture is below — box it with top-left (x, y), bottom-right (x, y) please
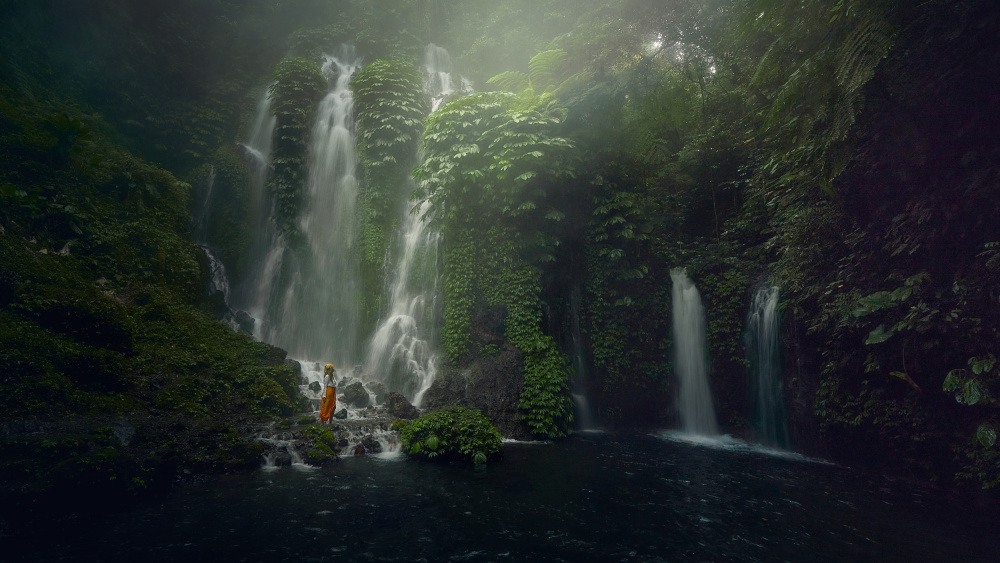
top-left (569, 285), bottom-right (597, 430)
top-left (746, 285), bottom-right (789, 448)
top-left (193, 165), bottom-right (216, 243)
top-left (202, 245), bottom-right (230, 301)
top-left (423, 43), bottom-right (473, 111)
top-left (257, 428), bottom-right (309, 470)
top-left (671, 268), bottom-right (718, 435)
top-left (265, 46), bottom-right (365, 365)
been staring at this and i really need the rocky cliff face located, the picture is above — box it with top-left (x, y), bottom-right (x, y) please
top-left (422, 344), bottom-right (532, 440)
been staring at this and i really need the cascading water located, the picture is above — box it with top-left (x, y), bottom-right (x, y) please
top-left (746, 285), bottom-right (789, 448)
top-left (423, 43), bottom-right (473, 111)
top-left (671, 268), bottom-right (718, 435)
top-left (363, 198), bottom-right (441, 406)
top-left (363, 45), bottom-right (463, 405)
top-left (232, 87), bottom-right (280, 336)
top-left (193, 165), bottom-right (215, 243)
top-left (266, 46), bottom-right (364, 365)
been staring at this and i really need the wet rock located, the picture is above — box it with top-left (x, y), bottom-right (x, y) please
top-left (361, 434), bottom-right (382, 454)
top-left (235, 311), bottom-right (256, 334)
top-left (111, 420), bottom-right (136, 446)
top-left (364, 381), bottom-right (388, 404)
top-left (423, 346), bottom-right (532, 440)
top-left (343, 382), bottom-right (370, 408)
top-left (353, 444), bottom-right (366, 455)
top-left (308, 381), bottom-right (321, 393)
top-left (386, 392), bottom-right (419, 419)
top-left (266, 451), bottom-right (293, 467)
top-left (333, 408), bottom-right (348, 420)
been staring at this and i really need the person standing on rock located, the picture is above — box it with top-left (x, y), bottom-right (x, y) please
top-left (319, 363), bottom-right (338, 424)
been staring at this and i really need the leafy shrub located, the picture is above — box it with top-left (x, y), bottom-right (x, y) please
top-left (398, 407), bottom-right (502, 464)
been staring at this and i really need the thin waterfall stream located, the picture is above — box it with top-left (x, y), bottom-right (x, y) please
top-left (747, 285), bottom-right (789, 448)
top-left (671, 268), bottom-right (718, 435)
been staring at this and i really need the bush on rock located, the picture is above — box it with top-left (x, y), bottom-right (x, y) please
top-left (398, 407), bottom-right (502, 464)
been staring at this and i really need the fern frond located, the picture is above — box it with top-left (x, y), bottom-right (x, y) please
top-left (487, 70), bottom-right (530, 92)
top-left (528, 49), bottom-right (568, 91)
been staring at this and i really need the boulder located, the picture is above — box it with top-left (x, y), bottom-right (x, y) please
top-left (422, 346), bottom-right (532, 440)
top-left (386, 392), bottom-right (419, 419)
top-left (360, 434), bottom-right (382, 454)
top-left (235, 310), bottom-right (256, 335)
top-left (333, 408), bottom-right (348, 420)
top-left (308, 381), bottom-right (321, 393)
top-left (342, 382), bottom-right (370, 408)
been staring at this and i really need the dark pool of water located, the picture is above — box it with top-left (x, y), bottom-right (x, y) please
top-left (9, 431), bottom-right (999, 562)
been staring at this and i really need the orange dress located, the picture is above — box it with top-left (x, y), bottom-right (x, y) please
top-left (319, 382), bottom-right (336, 422)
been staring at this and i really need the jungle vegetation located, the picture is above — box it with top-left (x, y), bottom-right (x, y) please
top-left (1, 0), bottom-right (999, 504)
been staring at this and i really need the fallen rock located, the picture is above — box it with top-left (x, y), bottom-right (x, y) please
top-left (361, 434), bottom-right (382, 454)
top-left (235, 310), bottom-right (256, 335)
top-left (343, 382), bottom-right (370, 408)
top-left (386, 392), bottom-right (419, 419)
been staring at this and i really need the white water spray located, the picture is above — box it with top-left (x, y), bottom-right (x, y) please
top-left (423, 43), bottom-right (473, 112)
top-left (671, 268), bottom-right (718, 435)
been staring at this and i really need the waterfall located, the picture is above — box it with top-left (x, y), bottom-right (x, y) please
top-left (193, 165), bottom-right (215, 243)
top-left (363, 198), bottom-right (441, 406)
top-left (569, 285), bottom-right (597, 430)
top-left (202, 244), bottom-right (230, 301)
top-left (265, 46), bottom-right (364, 365)
top-left (746, 285), bottom-right (789, 448)
top-left (363, 45), bottom-right (465, 406)
top-left (423, 43), bottom-right (472, 112)
top-left (671, 268), bottom-right (718, 435)
top-left (232, 87), bottom-right (279, 337)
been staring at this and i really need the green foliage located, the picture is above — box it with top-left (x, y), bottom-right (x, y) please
top-left (414, 91), bottom-right (576, 229)
top-left (441, 228), bottom-right (477, 364)
top-left (398, 407), bottom-right (502, 463)
top-left (268, 57), bottom-right (327, 236)
top-left (518, 338), bottom-right (574, 438)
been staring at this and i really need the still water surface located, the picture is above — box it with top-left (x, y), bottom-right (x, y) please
top-left (14, 431), bottom-right (999, 562)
